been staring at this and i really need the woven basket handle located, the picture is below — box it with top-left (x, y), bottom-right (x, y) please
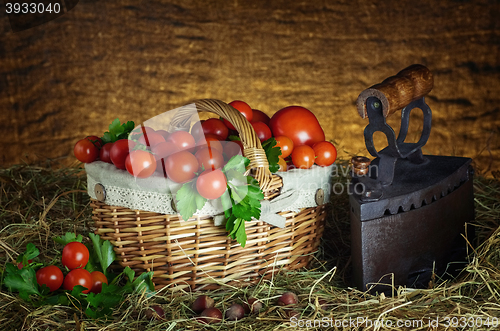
top-left (167, 99), bottom-right (274, 192)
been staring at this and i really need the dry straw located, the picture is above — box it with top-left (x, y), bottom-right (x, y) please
top-left (0, 149), bottom-right (499, 330)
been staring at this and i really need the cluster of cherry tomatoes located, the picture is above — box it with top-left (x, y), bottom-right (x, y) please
top-left (34, 242), bottom-right (107, 294)
top-left (74, 100), bottom-right (337, 200)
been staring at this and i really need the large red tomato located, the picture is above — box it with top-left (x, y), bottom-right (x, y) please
top-left (269, 106), bottom-right (325, 147)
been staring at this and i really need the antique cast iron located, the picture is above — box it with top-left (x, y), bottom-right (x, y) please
top-left (350, 65), bottom-right (474, 292)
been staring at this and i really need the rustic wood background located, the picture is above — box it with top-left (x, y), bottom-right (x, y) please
top-left (1, 0), bottom-right (499, 175)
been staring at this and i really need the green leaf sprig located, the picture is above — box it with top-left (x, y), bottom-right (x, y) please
top-left (1, 233), bottom-right (154, 320)
top-left (175, 155), bottom-right (264, 248)
top-left (262, 137), bottom-right (282, 173)
top-left (100, 119), bottom-right (135, 144)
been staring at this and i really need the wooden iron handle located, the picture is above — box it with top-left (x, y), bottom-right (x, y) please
top-left (356, 64), bottom-right (433, 119)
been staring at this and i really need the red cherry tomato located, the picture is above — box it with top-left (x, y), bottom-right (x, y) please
top-left (223, 100), bottom-right (253, 130)
top-left (195, 147), bottom-right (225, 171)
top-left (202, 118), bottom-right (229, 141)
top-left (196, 169), bottom-right (227, 200)
top-left (74, 138), bottom-right (99, 163)
top-left (251, 109), bottom-right (270, 126)
top-left (90, 271), bottom-right (108, 294)
top-left (110, 139), bottom-right (136, 170)
top-left (223, 140), bottom-right (243, 160)
top-left (63, 268), bottom-right (93, 294)
top-left (312, 141), bottom-right (337, 166)
top-left (251, 122), bottom-right (272, 142)
top-left (269, 106), bottom-right (325, 147)
top-left (190, 121), bottom-right (205, 141)
top-left (164, 151), bottom-right (199, 183)
top-left (196, 134), bottom-right (224, 154)
top-left (36, 265), bottom-right (64, 292)
top-left (167, 131), bottom-right (196, 151)
top-left (125, 150), bottom-right (157, 178)
top-left (99, 142), bottom-right (114, 163)
top-left (291, 145), bottom-right (315, 169)
top-left (138, 132), bottom-right (166, 147)
top-left (85, 136), bottom-right (103, 149)
top-left (275, 136), bottom-right (294, 158)
top-left (61, 241), bottom-right (90, 270)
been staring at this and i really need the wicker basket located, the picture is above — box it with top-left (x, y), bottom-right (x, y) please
top-left (90, 99), bottom-right (329, 291)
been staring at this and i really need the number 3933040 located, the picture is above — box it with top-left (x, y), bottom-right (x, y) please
top-left (5, 1), bottom-right (79, 32)
top-left (6, 2), bottom-right (61, 14)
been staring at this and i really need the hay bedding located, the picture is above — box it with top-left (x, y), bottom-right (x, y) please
top-left (0, 161), bottom-right (499, 331)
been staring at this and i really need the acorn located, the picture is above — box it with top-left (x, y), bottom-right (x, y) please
top-left (243, 297), bottom-right (263, 314)
top-left (198, 307), bottom-right (222, 324)
top-left (225, 303), bottom-right (245, 321)
top-left (145, 305), bottom-right (165, 320)
top-left (278, 292), bottom-right (298, 306)
top-left (192, 295), bottom-right (215, 314)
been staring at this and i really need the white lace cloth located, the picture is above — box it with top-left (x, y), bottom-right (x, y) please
top-left (85, 162), bottom-right (334, 228)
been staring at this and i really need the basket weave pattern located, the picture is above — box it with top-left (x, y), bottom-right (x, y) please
top-left (92, 200), bottom-right (327, 291)
top-left (91, 99), bottom-right (329, 290)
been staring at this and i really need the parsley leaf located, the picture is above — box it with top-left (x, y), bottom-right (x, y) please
top-left (132, 271), bottom-right (155, 296)
top-left (101, 119), bottom-right (135, 144)
top-left (223, 154), bottom-right (248, 173)
top-left (262, 137), bottom-right (282, 173)
top-left (85, 283), bottom-right (123, 319)
top-left (53, 233), bottom-right (83, 245)
top-left (15, 242), bottom-right (39, 267)
top-left (226, 217), bottom-right (247, 247)
top-left (220, 158), bottom-right (264, 247)
top-left (88, 233), bottom-right (116, 278)
top-left (175, 180), bottom-right (207, 221)
top-left (173, 154), bottom-right (265, 248)
top-left (4, 264), bottom-right (41, 300)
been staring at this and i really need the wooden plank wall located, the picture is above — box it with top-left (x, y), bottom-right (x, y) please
top-left (1, 0), bottom-right (499, 175)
